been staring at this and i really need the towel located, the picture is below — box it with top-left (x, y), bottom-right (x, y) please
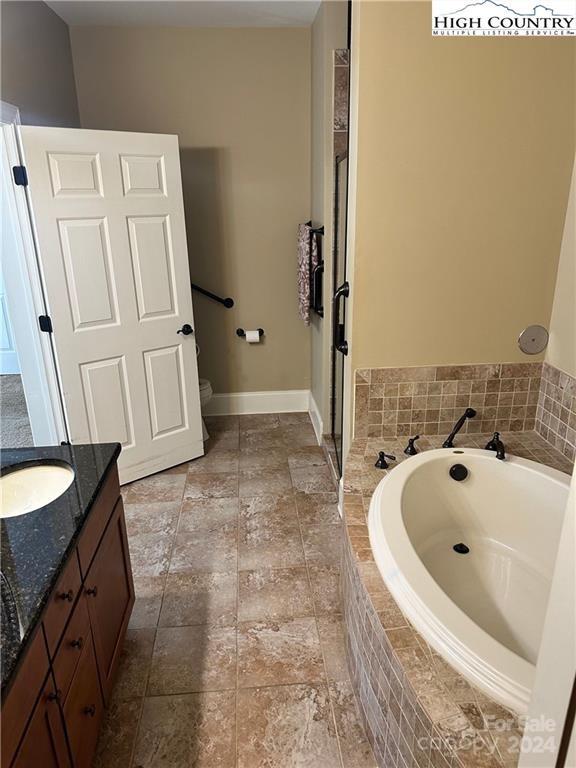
top-left (298, 223), bottom-right (319, 326)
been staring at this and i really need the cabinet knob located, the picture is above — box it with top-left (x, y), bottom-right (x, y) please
top-left (57, 589), bottom-right (74, 602)
top-left (70, 636), bottom-right (84, 650)
top-left (83, 705), bottom-right (96, 717)
top-left (47, 689), bottom-right (62, 702)
top-left (86, 586), bottom-right (98, 597)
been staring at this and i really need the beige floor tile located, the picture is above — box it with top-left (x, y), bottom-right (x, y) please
top-left (290, 465), bottom-right (336, 493)
top-left (240, 425), bottom-right (286, 450)
top-left (178, 497), bottom-right (239, 534)
top-left (317, 615), bottom-right (349, 682)
top-left (238, 567), bottom-right (313, 622)
top-left (133, 691), bottom-right (236, 768)
top-left (240, 414), bottom-right (281, 430)
top-left (236, 683), bottom-right (341, 768)
top-left (309, 565), bottom-right (342, 615)
top-left (205, 414), bottom-right (240, 433)
top-left (148, 625), bottom-right (237, 695)
top-left (129, 575), bottom-right (165, 629)
top-left (278, 412), bottom-right (312, 425)
top-left (239, 492), bottom-right (298, 523)
top-left (208, 430), bottom-right (240, 450)
top-left (302, 524), bottom-right (343, 566)
top-left (160, 572), bottom-right (237, 627)
top-left (129, 533), bottom-right (173, 577)
top-left (110, 628), bottom-right (155, 701)
top-left (93, 698), bottom-right (142, 768)
top-left (239, 467), bottom-right (292, 498)
top-left (329, 680), bottom-right (378, 768)
top-left (287, 445), bottom-right (327, 468)
top-left (124, 501), bottom-right (180, 537)
top-left (169, 525), bottom-right (238, 573)
top-left (295, 491), bottom-right (340, 525)
top-left (184, 472), bottom-right (239, 500)
top-left (187, 448), bottom-right (239, 474)
top-left (238, 500), bottom-right (304, 569)
top-left (239, 446), bottom-right (289, 470)
top-left (122, 472), bottom-right (186, 503)
top-left (282, 424), bottom-right (319, 447)
top-left (237, 617), bottom-right (325, 688)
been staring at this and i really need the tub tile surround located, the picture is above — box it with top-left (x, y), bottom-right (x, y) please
top-left (341, 431), bottom-right (573, 768)
top-left (94, 413), bottom-right (377, 768)
top-left (354, 361), bottom-right (576, 465)
top-left (536, 362), bottom-right (576, 463)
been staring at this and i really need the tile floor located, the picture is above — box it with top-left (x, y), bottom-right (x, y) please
top-left (94, 412), bottom-right (376, 768)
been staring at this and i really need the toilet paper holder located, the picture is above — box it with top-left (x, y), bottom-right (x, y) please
top-left (236, 328), bottom-right (264, 338)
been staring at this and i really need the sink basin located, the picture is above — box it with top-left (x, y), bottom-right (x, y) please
top-left (1, 462), bottom-right (75, 518)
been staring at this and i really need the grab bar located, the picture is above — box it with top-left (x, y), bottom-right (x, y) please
top-left (191, 283), bottom-right (234, 309)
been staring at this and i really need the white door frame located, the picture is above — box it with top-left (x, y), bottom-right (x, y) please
top-left (0, 101), bottom-right (68, 445)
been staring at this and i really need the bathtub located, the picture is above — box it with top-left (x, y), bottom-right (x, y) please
top-left (368, 448), bottom-right (570, 714)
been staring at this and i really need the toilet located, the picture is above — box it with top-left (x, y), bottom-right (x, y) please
top-left (199, 378), bottom-right (213, 441)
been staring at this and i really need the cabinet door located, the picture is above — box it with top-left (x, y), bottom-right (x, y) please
top-left (84, 497), bottom-right (134, 701)
top-left (62, 631), bottom-right (103, 768)
top-left (11, 677), bottom-right (71, 768)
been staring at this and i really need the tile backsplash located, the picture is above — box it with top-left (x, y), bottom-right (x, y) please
top-left (354, 361), bottom-right (576, 463)
top-left (536, 362), bottom-right (576, 462)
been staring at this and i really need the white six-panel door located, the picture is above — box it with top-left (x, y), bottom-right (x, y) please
top-left (19, 127), bottom-right (204, 482)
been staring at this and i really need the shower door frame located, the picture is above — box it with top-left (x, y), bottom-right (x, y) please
top-left (330, 150), bottom-right (350, 478)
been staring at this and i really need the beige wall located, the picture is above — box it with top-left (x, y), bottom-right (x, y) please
top-left (310, 1), bottom-right (348, 427)
top-left (350, 1), bottom-right (575, 373)
top-left (547, 156), bottom-right (576, 378)
top-left (1, 1), bottom-right (79, 126)
top-left (71, 26), bottom-right (311, 393)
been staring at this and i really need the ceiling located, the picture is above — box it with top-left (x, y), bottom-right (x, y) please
top-left (46, 0), bottom-right (322, 27)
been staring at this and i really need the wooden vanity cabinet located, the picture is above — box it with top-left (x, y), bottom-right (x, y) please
top-left (2, 462), bottom-right (134, 768)
top-left (11, 676), bottom-right (71, 768)
top-left (83, 497), bottom-right (134, 702)
top-left (62, 632), bottom-right (103, 768)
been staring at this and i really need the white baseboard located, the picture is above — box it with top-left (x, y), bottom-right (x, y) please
top-left (308, 391), bottom-right (324, 446)
top-left (204, 389), bottom-right (310, 416)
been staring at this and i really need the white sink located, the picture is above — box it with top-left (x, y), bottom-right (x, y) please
top-left (1, 463), bottom-right (75, 518)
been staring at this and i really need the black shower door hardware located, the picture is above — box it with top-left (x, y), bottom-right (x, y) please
top-left (332, 281), bottom-right (349, 355)
top-left (312, 261), bottom-right (325, 316)
top-left (306, 222), bottom-right (325, 318)
top-left (191, 283), bottom-right (234, 308)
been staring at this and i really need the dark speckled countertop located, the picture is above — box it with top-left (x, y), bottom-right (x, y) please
top-left (0, 443), bottom-right (121, 696)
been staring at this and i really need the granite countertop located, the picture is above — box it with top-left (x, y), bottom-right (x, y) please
top-left (1, 443), bottom-right (121, 696)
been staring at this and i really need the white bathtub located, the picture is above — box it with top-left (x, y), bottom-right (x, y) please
top-left (368, 448), bottom-right (570, 714)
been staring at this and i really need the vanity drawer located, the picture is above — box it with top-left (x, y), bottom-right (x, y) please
top-left (52, 593), bottom-right (91, 702)
top-left (43, 553), bottom-right (83, 657)
top-left (77, 465), bottom-right (120, 578)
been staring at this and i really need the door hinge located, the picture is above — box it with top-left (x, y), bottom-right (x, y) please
top-left (12, 165), bottom-right (28, 186)
top-left (38, 315), bottom-right (53, 333)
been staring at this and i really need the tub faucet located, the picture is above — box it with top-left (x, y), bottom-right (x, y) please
top-left (485, 431), bottom-right (506, 460)
top-left (442, 408), bottom-right (477, 448)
